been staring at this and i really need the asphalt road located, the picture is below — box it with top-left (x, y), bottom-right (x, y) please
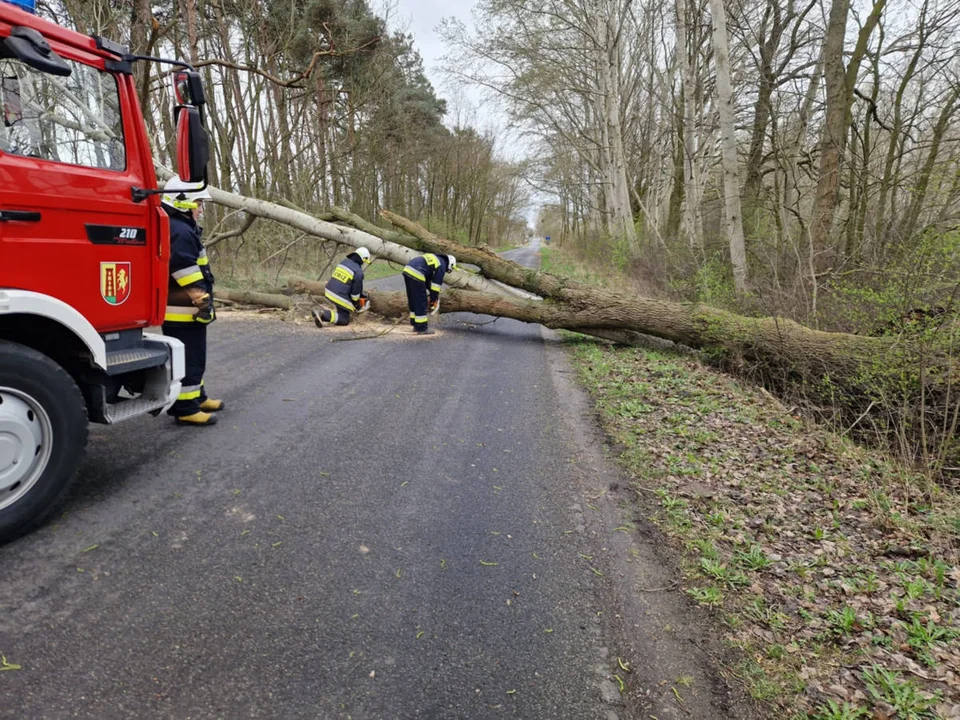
top-left (0, 242), bottom-right (755, 719)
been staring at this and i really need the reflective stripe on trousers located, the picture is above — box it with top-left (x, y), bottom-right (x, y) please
top-left (325, 288), bottom-right (355, 311)
top-left (178, 384), bottom-right (202, 401)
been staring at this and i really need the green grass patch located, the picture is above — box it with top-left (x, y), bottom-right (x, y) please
top-left (564, 337), bottom-right (960, 718)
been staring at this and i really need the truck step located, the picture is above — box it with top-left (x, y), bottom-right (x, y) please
top-left (105, 347), bottom-right (169, 376)
top-left (104, 394), bottom-right (167, 423)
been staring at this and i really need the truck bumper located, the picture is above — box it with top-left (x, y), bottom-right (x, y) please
top-left (87, 333), bottom-right (185, 424)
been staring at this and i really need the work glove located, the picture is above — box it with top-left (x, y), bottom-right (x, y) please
top-left (195, 304), bottom-right (215, 324)
top-left (187, 288), bottom-right (215, 324)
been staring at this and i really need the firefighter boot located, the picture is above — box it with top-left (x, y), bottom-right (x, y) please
top-left (200, 398), bottom-right (225, 412)
top-left (176, 411), bottom-right (218, 426)
top-left (413, 326), bottom-right (435, 336)
top-left (312, 308), bottom-right (335, 328)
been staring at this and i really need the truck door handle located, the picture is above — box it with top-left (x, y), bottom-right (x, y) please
top-left (0, 210), bottom-right (42, 222)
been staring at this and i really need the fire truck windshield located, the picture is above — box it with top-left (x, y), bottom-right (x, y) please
top-left (0, 56), bottom-right (125, 170)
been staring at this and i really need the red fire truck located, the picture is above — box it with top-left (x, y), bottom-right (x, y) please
top-left (0, 0), bottom-right (209, 542)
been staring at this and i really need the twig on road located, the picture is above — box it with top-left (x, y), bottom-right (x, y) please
top-left (637, 581), bottom-right (680, 593)
top-left (460, 317), bottom-right (499, 328)
top-left (330, 325), bottom-right (398, 342)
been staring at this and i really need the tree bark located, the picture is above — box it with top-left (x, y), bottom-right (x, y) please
top-left (217, 288), bottom-right (293, 309)
top-left (708, 0), bottom-right (748, 293)
top-left (676, 0), bottom-right (704, 249)
top-left (810, 0), bottom-right (887, 274)
top-left (291, 279), bottom-right (885, 376)
top-left (377, 211), bottom-right (886, 377)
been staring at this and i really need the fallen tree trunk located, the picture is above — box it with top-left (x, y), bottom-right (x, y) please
top-left (199, 185), bottom-right (892, 378)
top-left (363, 288), bottom-right (885, 376)
top-left (218, 288), bottom-right (294, 309)
top-left (372, 211), bottom-right (893, 378)
top-left (203, 185), bottom-right (519, 300)
top-left (192, 182), bottom-right (893, 376)
top-left (291, 282), bottom-right (660, 347)
top-left (294, 276), bottom-right (888, 384)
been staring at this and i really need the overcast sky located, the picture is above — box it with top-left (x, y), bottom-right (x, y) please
top-left (382, 0), bottom-right (471, 94)
top-left (380, 0), bottom-right (504, 132)
top-left (380, 0), bottom-right (538, 222)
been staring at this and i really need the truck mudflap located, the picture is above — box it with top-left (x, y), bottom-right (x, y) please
top-left (87, 333), bottom-right (185, 424)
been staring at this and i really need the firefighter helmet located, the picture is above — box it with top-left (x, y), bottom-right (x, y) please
top-left (355, 247), bottom-right (372, 265)
top-left (161, 177), bottom-right (212, 212)
top-left (447, 254), bottom-right (457, 271)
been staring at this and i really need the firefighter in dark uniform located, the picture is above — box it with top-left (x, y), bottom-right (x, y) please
top-left (160, 177), bottom-right (224, 426)
top-left (402, 253), bottom-right (457, 335)
top-left (311, 247), bottom-right (372, 327)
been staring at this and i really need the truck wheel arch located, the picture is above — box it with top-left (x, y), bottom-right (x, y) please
top-left (0, 290), bottom-right (107, 371)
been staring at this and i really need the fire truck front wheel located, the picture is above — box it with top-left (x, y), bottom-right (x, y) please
top-left (0, 341), bottom-right (88, 544)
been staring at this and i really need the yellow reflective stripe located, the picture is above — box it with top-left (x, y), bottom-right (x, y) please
top-left (325, 289), bottom-right (355, 311)
top-left (332, 264), bottom-right (354, 283)
top-left (329, 307), bottom-right (339, 324)
top-left (173, 264), bottom-right (201, 279)
top-left (164, 304), bottom-right (197, 322)
top-left (409, 312), bottom-right (416, 319)
top-left (178, 386), bottom-right (201, 400)
top-left (176, 271), bottom-right (204, 286)
top-left (430, 283), bottom-right (442, 292)
top-left (403, 266), bottom-right (426, 281)
top-left (197, 256), bottom-right (209, 266)
top-left (413, 315), bottom-right (428, 324)
top-left (173, 264), bottom-right (202, 280)
top-left (424, 254), bottom-right (440, 268)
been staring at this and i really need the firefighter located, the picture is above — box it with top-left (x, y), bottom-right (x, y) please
top-left (160, 177), bottom-right (224, 426)
top-left (310, 247), bottom-right (373, 328)
top-left (402, 253), bottom-right (457, 335)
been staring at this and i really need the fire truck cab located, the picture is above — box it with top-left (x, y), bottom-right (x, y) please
top-left (0, 0), bottom-right (208, 542)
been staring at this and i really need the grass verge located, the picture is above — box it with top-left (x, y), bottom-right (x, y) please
top-left (544, 248), bottom-right (960, 720)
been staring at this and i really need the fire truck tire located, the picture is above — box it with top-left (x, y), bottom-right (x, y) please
top-left (0, 340), bottom-right (88, 544)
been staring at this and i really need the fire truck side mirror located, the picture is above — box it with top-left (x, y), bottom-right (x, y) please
top-left (175, 106), bottom-right (209, 184)
top-left (172, 70), bottom-right (205, 108)
top-left (1, 26), bottom-right (71, 76)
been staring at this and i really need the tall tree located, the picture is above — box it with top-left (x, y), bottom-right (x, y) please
top-left (708, 0), bottom-right (748, 292)
top-left (809, 0), bottom-right (887, 274)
